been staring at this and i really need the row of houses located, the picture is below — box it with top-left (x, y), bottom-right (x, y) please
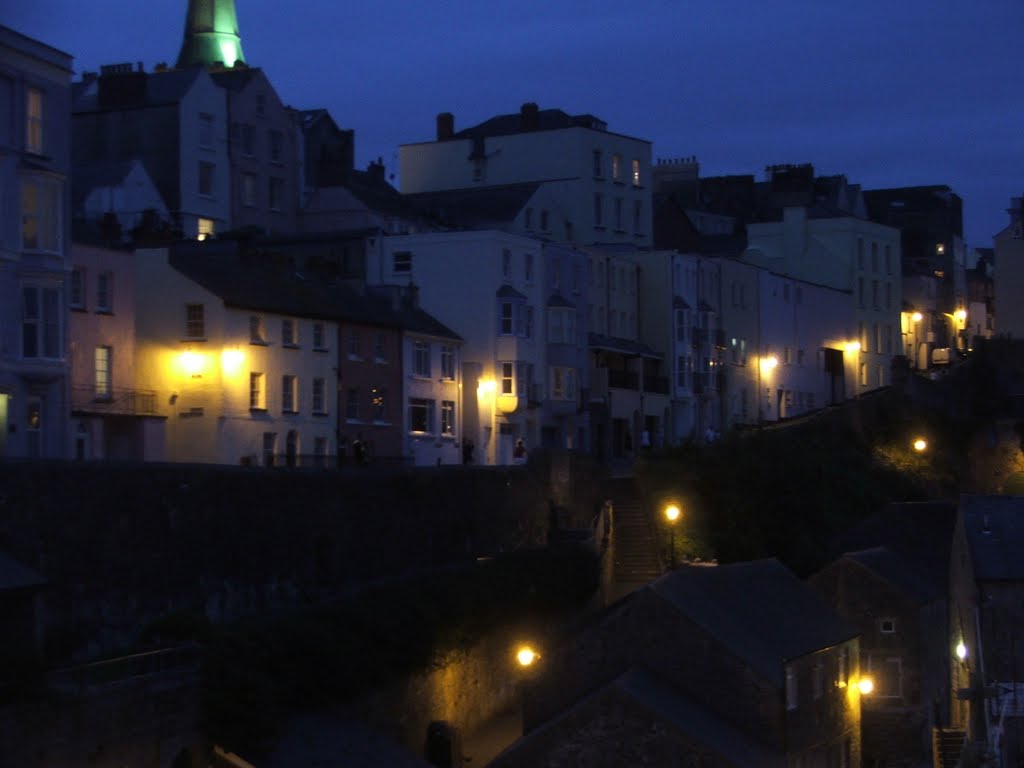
top-left (0, 7), bottom-right (1002, 466)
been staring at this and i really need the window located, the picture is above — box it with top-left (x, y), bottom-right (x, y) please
top-left (26, 87), bottom-right (42, 154)
top-left (548, 307), bottom-right (576, 344)
top-left (500, 302), bottom-right (514, 335)
top-left (282, 375), bottom-right (298, 413)
top-left (633, 200), bottom-right (643, 234)
top-left (594, 193), bottom-right (604, 227)
top-left (199, 112), bottom-right (214, 148)
top-left (21, 177), bottom-right (60, 251)
top-left (441, 400), bottom-right (455, 435)
top-left (859, 362), bottom-right (868, 386)
top-left (282, 318), bottom-right (298, 346)
top-left (199, 161), bottom-right (215, 196)
top-left (96, 271), bottom-right (112, 312)
top-left (502, 249), bottom-right (512, 280)
top-left (550, 367), bottom-right (577, 400)
top-left (374, 333), bottom-right (386, 361)
top-left (94, 346), bottom-right (111, 398)
top-left (241, 172), bottom-right (257, 206)
top-left (241, 123), bottom-right (254, 156)
top-left (269, 130), bottom-right (283, 162)
top-left (409, 398), bottom-right (433, 433)
top-left (250, 372), bottom-right (266, 409)
top-left (441, 345), bottom-right (455, 380)
top-left (500, 362), bottom-right (514, 395)
top-left (197, 217), bottom-right (215, 241)
top-left (612, 153), bottom-right (622, 181)
top-left (312, 322), bottom-right (326, 350)
top-left (785, 665), bottom-right (798, 710)
top-left (185, 303), bottom-right (205, 339)
top-left (592, 149), bottom-right (603, 178)
top-left (312, 378), bottom-right (326, 414)
top-left (268, 177), bottom-right (284, 211)
top-left (631, 158), bottom-right (641, 186)
top-left (348, 329), bottom-right (360, 358)
top-left (250, 315), bottom-right (266, 344)
top-left (70, 267), bottom-right (85, 309)
top-left (371, 386), bottom-right (387, 421)
top-left (614, 197), bottom-right (623, 230)
top-left (413, 341), bottom-right (431, 377)
top-left (393, 251), bottom-right (412, 274)
top-left (880, 618), bottom-right (896, 634)
top-left (525, 252), bottom-right (534, 282)
top-left (345, 388), bottom-right (359, 421)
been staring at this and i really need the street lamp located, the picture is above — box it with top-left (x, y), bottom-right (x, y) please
top-left (913, 437), bottom-right (927, 453)
top-left (664, 503), bottom-right (681, 569)
top-left (858, 677), bottom-right (875, 695)
top-left (516, 645), bottom-right (538, 668)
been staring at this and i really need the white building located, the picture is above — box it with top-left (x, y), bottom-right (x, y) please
top-left (0, 26), bottom-right (73, 458)
top-left (400, 104), bottom-right (653, 248)
top-left (134, 247), bottom-right (339, 466)
top-left (744, 207), bottom-right (902, 395)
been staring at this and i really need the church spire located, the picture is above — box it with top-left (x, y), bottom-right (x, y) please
top-left (176, 0), bottom-right (246, 69)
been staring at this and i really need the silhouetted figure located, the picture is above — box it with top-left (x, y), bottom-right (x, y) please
top-left (352, 438), bottom-right (365, 466)
top-left (514, 439), bottom-right (526, 463)
top-left (462, 440), bottom-right (474, 465)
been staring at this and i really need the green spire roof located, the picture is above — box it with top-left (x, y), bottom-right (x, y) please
top-left (176, 0), bottom-right (246, 68)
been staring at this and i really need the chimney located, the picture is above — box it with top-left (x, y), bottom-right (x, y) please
top-left (520, 102), bottom-right (539, 132)
top-left (437, 112), bottom-right (454, 141)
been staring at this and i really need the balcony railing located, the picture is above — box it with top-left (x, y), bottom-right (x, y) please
top-left (71, 386), bottom-right (159, 416)
top-left (607, 369), bottom-right (639, 390)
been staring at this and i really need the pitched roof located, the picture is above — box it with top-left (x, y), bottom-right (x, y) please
top-left (72, 160), bottom-right (138, 209)
top-left (453, 108), bottom-right (612, 140)
top-left (499, 667), bottom-right (783, 767)
top-left (649, 559), bottom-right (857, 686)
top-left (407, 183), bottom-right (540, 230)
top-left (960, 495), bottom-right (1024, 581)
top-left (828, 500), bottom-right (956, 597)
top-left (843, 546), bottom-right (939, 603)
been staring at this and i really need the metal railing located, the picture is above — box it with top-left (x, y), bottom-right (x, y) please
top-left (71, 386), bottom-right (159, 416)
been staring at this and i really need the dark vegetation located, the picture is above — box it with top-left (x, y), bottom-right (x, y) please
top-left (144, 544), bottom-right (599, 754)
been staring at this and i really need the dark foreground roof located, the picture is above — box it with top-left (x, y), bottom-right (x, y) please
top-left (843, 546), bottom-right (940, 603)
top-left (650, 558), bottom-right (857, 686)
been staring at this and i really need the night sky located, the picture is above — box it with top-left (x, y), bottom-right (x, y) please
top-left (6, 1), bottom-right (1021, 249)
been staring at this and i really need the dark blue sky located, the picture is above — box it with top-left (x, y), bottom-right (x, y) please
top-left (6, 1), bottom-right (1021, 249)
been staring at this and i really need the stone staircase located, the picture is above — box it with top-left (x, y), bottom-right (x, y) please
top-left (609, 478), bottom-right (663, 598)
top-left (933, 727), bottom-right (965, 768)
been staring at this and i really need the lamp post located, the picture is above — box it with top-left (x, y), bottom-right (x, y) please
top-left (664, 503), bottom-right (681, 569)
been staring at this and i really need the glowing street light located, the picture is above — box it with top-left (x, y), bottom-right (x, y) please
top-left (664, 503), bottom-right (681, 569)
top-left (516, 645), bottom-right (538, 668)
top-left (858, 677), bottom-right (874, 695)
top-left (911, 311), bottom-right (923, 323)
top-left (956, 641), bottom-right (968, 661)
top-left (913, 438), bottom-right (928, 453)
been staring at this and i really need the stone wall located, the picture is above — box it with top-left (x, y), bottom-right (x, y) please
top-left (0, 455), bottom-right (607, 664)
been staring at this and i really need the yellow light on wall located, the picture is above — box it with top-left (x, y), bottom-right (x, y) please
top-left (760, 355), bottom-right (778, 372)
top-left (857, 677), bottom-right (874, 695)
top-left (845, 341), bottom-right (861, 354)
top-left (180, 350), bottom-right (205, 378)
top-left (954, 309), bottom-right (967, 323)
top-left (911, 312), bottom-right (923, 323)
top-left (477, 378), bottom-right (497, 398)
top-left (221, 348), bottom-right (244, 375)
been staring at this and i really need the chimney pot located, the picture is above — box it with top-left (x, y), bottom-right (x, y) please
top-left (520, 102), bottom-right (540, 131)
top-left (437, 112), bottom-right (455, 141)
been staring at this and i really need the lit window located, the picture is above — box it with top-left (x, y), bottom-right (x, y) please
top-left (249, 372), bottom-right (266, 410)
top-left (441, 345), bottom-right (455, 380)
top-left (371, 386), bottom-right (387, 421)
top-left (21, 177), bottom-right (60, 252)
top-left (96, 271), bottom-right (113, 312)
top-left (185, 303), bottom-right (205, 339)
top-left (409, 398), bottom-right (433, 433)
top-left (198, 161), bottom-right (215, 196)
top-left (282, 375), bottom-right (298, 413)
top-left (611, 154), bottom-right (622, 181)
top-left (631, 158), bottom-right (641, 186)
top-left (197, 217), bottom-right (215, 241)
top-left (312, 378), bottom-right (326, 414)
top-left (94, 346), bottom-right (111, 399)
top-left (26, 87), bottom-right (42, 154)
top-left (413, 341), bottom-right (431, 377)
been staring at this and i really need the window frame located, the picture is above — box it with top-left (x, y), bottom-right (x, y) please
top-left (249, 371), bottom-right (266, 410)
top-left (281, 374), bottom-right (298, 414)
top-left (96, 270), bottom-right (113, 313)
top-left (94, 345), bottom-right (112, 399)
top-left (312, 377), bottom-right (327, 415)
top-left (412, 340), bottom-right (431, 378)
top-left (408, 397), bottom-right (434, 434)
top-left (26, 87), bottom-right (43, 155)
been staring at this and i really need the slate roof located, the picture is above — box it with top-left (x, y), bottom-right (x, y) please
top-left (499, 667), bottom-right (783, 767)
top-left (0, 552), bottom-right (46, 592)
top-left (649, 558), bottom-right (858, 686)
top-left (453, 108), bottom-right (619, 140)
top-left (843, 546), bottom-right (939, 604)
top-left (960, 495), bottom-right (1024, 581)
top-left (588, 333), bottom-right (661, 359)
top-left (829, 500), bottom-right (956, 597)
top-left (168, 249), bottom-right (460, 339)
top-left (407, 183), bottom-right (541, 229)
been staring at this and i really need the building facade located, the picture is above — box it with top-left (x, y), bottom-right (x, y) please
top-left (0, 26), bottom-right (73, 458)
